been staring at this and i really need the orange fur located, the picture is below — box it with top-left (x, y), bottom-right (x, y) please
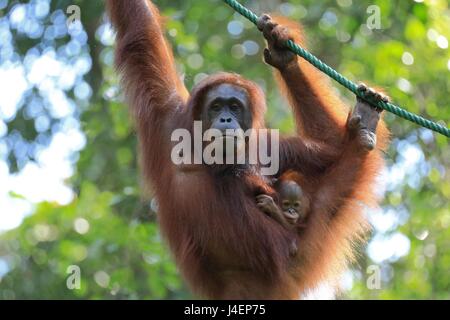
top-left (106, 1), bottom-right (389, 299)
top-left (271, 17), bottom-right (389, 294)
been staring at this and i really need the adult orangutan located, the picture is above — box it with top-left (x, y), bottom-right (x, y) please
top-left (106, 1), bottom-right (389, 299)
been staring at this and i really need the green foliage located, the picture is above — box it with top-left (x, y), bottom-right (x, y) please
top-left (0, 0), bottom-right (449, 299)
top-left (0, 182), bottom-right (188, 299)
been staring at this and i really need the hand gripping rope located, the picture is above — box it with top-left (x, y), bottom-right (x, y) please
top-left (222, 0), bottom-right (450, 138)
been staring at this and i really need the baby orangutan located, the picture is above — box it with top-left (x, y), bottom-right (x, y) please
top-left (256, 175), bottom-right (310, 231)
top-left (256, 174), bottom-right (310, 256)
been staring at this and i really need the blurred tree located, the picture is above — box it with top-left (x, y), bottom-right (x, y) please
top-left (0, 0), bottom-right (448, 299)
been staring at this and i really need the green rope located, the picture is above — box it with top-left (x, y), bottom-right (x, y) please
top-left (222, 0), bottom-right (450, 138)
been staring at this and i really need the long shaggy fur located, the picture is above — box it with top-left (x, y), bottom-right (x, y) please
top-left (106, 1), bottom-right (389, 299)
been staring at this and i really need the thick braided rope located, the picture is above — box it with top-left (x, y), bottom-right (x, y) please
top-left (222, 0), bottom-right (450, 138)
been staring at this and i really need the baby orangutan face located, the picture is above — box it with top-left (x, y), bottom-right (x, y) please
top-left (278, 180), bottom-right (309, 224)
top-left (256, 179), bottom-right (310, 229)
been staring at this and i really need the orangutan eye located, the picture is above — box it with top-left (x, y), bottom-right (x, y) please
top-left (211, 104), bottom-right (221, 111)
top-left (230, 104), bottom-right (240, 112)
